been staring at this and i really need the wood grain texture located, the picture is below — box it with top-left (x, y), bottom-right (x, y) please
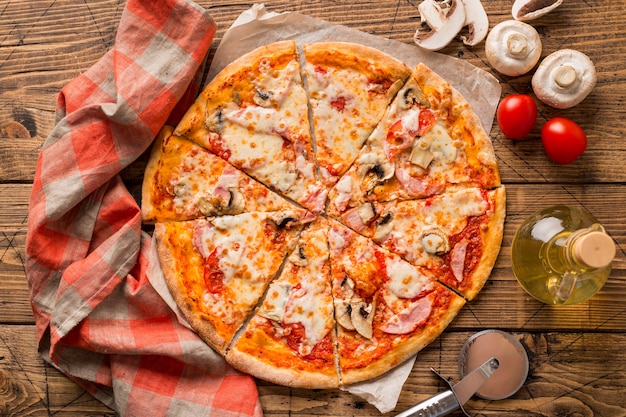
top-left (3, 0), bottom-right (626, 416)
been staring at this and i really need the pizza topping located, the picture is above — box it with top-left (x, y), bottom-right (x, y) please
top-left (450, 240), bottom-right (469, 282)
top-left (204, 249), bottom-right (225, 294)
top-left (357, 202), bottom-right (378, 225)
top-left (206, 109), bottom-right (223, 133)
top-left (357, 152), bottom-right (395, 192)
top-left (258, 280), bottom-right (292, 322)
top-left (420, 228), bottom-right (450, 254)
top-left (333, 175), bottom-right (354, 212)
top-left (394, 161), bottom-right (444, 198)
top-left (283, 281), bottom-right (333, 356)
top-left (380, 292), bottom-right (435, 334)
top-left (350, 297), bottom-right (376, 339)
top-left (197, 187), bottom-right (246, 217)
top-left (373, 212), bottom-right (394, 242)
top-left (409, 140), bottom-right (435, 169)
top-left (400, 86), bottom-right (430, 110)
top-left (253, 59), bottom-right (298, 107)
top-left (386, 259), bottom-right (434, 300)
top-left (335, 277), bottom-right (356, 330)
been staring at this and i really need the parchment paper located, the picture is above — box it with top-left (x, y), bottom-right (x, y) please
top-left (149, 4), bottom-right (501, 414)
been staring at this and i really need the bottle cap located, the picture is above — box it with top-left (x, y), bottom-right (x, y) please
top-left (574, 231), bottom-right (616, 269)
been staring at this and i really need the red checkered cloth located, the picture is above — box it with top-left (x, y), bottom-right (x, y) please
top-left (25, 1), bottom-right (262, 415)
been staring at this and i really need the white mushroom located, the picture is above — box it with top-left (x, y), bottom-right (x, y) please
top-left (532, 49), bottom-right (597, 109)
top-left (460, 0), bottom-right (489, 46)
top-left (414, 0), bottom-right (467, 51)
top-left (513, 0), bottom-right (563, 21)
top-left (357, 153), bottom-right (395, 193)
top-left (485, 20), bottom-right (542, 76)
top-left (420, 228), bottom-right (450, 254)
top-left (350, 298), bottom-right (376, 340)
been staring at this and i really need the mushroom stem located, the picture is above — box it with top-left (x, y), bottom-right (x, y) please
top-left (553, 65), bottom-right (578, 88)
top-left (506, 33), bottom-right (529, 57)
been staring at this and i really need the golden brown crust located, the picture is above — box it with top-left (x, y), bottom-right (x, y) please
top-left (155, 223), bottom-right (230, 353)
top-left (463, 186), bottom-right (506, 301)
top-left (303, 42), bottom-right (411, 82)
top-left (141, 126), bottom-right (174, 223)
top-left (227, 323), bottom-right (340, 389)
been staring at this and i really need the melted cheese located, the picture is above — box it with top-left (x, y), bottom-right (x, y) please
top-left (386, 259), bottom-right (433, 299)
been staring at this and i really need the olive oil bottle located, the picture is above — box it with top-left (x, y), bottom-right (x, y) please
top-left (511, 205), bottom-right (616, 305)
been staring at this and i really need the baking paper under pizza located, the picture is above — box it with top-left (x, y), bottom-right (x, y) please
top-left (142, 41), bottom-right (505, 389)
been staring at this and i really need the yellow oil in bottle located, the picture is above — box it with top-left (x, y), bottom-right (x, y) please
top-left (511, 206), bottom-right (615, 305)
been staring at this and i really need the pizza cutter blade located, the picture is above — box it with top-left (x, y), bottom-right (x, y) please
top-left (394, 330), bottom-right (529, 417)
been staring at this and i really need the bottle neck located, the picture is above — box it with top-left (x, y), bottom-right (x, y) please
top-left (541, 224), bottom-right (614, 275)
top-left (566, 224), bottom-right (615, 270)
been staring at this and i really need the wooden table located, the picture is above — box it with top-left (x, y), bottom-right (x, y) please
top-left (2, 1), bottom-right (625, 415)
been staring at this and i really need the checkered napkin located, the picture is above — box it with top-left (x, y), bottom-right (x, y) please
top-left (24, 1), bottom-right (262, 415)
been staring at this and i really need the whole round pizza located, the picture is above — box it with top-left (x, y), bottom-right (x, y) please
top-left (141, 41), bottom-right (505, 389)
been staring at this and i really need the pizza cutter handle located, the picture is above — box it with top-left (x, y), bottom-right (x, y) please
top-left (394, 369), bottom-right (468, 417)
top-left (394, 390), bottom-right (462, 417)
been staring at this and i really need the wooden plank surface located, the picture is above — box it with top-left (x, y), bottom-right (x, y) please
top-left (2, 0), bottom-right (626, 416)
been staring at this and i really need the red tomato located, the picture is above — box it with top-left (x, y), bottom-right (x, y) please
top-left (541, 117), bottom-right (587, 164)
top-left (497, 94), bottom-right (537, 139)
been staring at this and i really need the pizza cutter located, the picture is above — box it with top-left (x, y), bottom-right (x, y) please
top-left (395, 330), bottom-right (529, 417)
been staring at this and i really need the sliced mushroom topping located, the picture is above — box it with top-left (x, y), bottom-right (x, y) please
top-left (357, 154), bottom-right (395, 193)
top-left (373, 212), bottom-right (394, 242)
top-left (350, 298), bottom-right (376, 339)
top-left (531, 49), bottom-right (597, 109)
top-left (400, 87), bottom-right (430, 110)
top-left (460, 0), bottom-right (489, 46)
top-left (196, 188), bottom-right (246, 217)
top-left (409, 141), bottom-right (435, 169)
top-left (485, 20), bottom-right (542, 76)
top-left (206, 109), bottom-right (223, 133)
top-left (335, 277), bottom-right (357, 331)
top-left (253, 87), bottom-right (274, 107)
top-left (414, 0), bottom-right (467, 51)
top-left (268, 212), bottom-right (299, 230)
top-left (288, 244), bottom-right (308, 267)
top-left (225, 188), bottom-right (246, 214)
top-left (513, 0), bottom-right (563, 21)
top-left (357, 202), bottom-right (378, 225)
top-left (420, 228), bottom-right (450, 254)
top-left (336, 300), bottom-right (355, 331)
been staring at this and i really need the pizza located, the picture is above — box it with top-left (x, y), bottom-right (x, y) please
top-left (143, 40), bottom-right (506, 389)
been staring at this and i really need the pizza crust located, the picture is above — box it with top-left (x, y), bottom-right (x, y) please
top-left (155, 223), bottom-right (231, 353)
top-left (141, 126), bottom-right (173, 223)
top-left (463, 186), bottom-right (506, 301)
top-left (227, 328), bottom-right (340, 389)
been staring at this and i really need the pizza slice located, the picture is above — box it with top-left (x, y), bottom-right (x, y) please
top-left (339, 186), bottom-right (506, 300)
top-left (155, 209), bottom-right (312, 353)
top-left (141, 127), bottom-right (299, 223)
top-left (302, 42), bottom-right (411, 187)
top-left (327, 220), bottom-right (465, 385)
top-left (327, 63), bottom-right (501, 216)
top-left (227, 218), bottom-right (339, 388)
top-left (174, 40), bottom-right (327, 213)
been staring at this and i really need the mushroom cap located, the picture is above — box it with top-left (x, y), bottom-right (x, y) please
top-left (414, 0), bottom-right (466, 51)
top-left (532, 49), bottom-right (597, 109)
top-left (485, 20), bottom-right (542, 77)
top-left (513, 0), bottom-right (563, 21)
